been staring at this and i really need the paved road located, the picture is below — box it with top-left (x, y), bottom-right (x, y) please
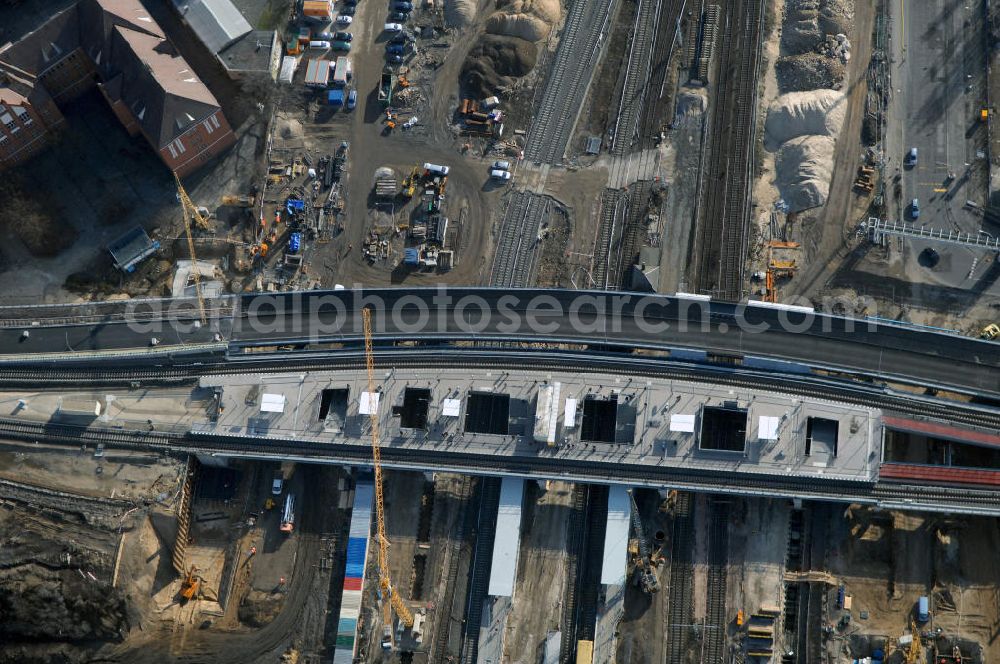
top-left (2, 289), bottom-right (996, 395)
top-left (890, 0), bottom-right (993, 285)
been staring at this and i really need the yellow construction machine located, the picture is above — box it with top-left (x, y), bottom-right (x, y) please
top-left (179, 565), bottom-right (201, 602)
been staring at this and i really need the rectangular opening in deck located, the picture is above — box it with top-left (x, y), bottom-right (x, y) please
top-left (464, 392), bottom-right (510, 435)
top-left (581, 396), bottom-right (618, 443)
top-left (319, 388), bottom-right (349, 431)
top-left (398, 388), bottom-right (431, 430)
top-left (699, 406), bottom-right (748, 452)
top-left (883, 428), bottom-right (1000, 469)
top-left (805, 417), bottom-right (839, 457)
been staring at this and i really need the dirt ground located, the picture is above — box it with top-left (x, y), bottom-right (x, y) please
top-left (823, 507), bottom-right (1000, 663)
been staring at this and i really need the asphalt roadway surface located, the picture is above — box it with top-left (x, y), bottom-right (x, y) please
top-left (1, 289), bottom-right (999, 396)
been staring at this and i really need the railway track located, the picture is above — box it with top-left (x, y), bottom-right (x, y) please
top-left (636, 0), bottom-right (687, 146)
top-left (0, 346), bottom-right (997, 434)
top-left (591, 190), bottom-right (625, 289)
top-left (692, 0), bottom-right (765, 299)
top-left (0, 416), bottom-right (995, 511)
top-left (491, 192), bottom-right (548, 288)
top-left (559, 485), bottom-right (588, 662)
top-left (612, 180), bottom-right (654, 288)
top-left (575, 484), bottom-right (608, 642)
top-left (458, 476), bottom-right (502, 664)
top-left (702, 500), bottom-right (730, 663)
top-left (610, 0), bottom-right (661, 157)
top-left (665, 492), bottom-right (695, 664)
top-left (430, 476), bottom-right (475, 663)
top-left (525, 0), bottom-right (619, 164)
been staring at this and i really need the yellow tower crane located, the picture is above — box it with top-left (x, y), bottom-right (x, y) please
top-left (362, 307), bottom-right (414, 637)
top-left (174, 173), bottom-right (210, 324)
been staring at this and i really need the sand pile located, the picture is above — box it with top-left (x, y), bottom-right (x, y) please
top-left (775, 53), bottom-right (845, 93)
top-left (774, 135), bottom-right (837, 211)
top-left (460, 0), bottom-right (559, 95)
top-left (764, 89), bottom-right (845, 148)
top-left (497, 0), bottom-right (560, 22)
top-left (277, 117), bottom-right (304, 139)
top-left (462, 35), bottom-right (538, 97)
top-left (766, 90), bottom-right (846, 211)
top-left (486, 12), bottom-right (551, 41)
top-left (446, 0), bottom-right (477, 27)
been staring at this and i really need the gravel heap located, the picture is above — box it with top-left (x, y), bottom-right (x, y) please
top-left (782, 0), bottom-right (853, 55)
top-left (462, 35), bottom-right (539, 97)
top-left (775, 52), bottom-right (846, 93)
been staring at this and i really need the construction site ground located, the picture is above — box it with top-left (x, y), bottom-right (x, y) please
top-left (502, 480), bottom-right (575, 663)
top-left (614, 488), bottom-right (672, 664)
top-left (349, 470), bottom-right (475, 663)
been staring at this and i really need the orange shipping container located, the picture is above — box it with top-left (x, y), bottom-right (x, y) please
top-left (303, 0), bottom-right (332, 18)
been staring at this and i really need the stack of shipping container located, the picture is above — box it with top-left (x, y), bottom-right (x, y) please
top-left (333, 480), bottom-right (374, 664)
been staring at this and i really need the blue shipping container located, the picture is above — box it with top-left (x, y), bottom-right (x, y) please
top-left (328, 89), bottom-right (345, 106)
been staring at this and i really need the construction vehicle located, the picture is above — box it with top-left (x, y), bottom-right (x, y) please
top-left (402, 166), bottom-right (421, 198)
top-left (378, 67), bottom-right (394, 106)
top-left (221, 194), bottom-right (254, 207)
top-left (980, 323), bottom-right (999, 340)
top-left (174, 173), bottom-right (210, 323)
top-left (627, 490), bottom-right (660, 593)
top-left (736, 609), bottom-right (745, 628)
top-left (904, 620), bottom-right (923, 663)
top-left (362, 307), bottom-right (414, 641)
top-left (397, 75), bottom-right (410, 88)
top-left (179, 565), bottom-right (201, 602)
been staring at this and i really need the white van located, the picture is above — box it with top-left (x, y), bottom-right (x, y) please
top-left (385, 22), bottom-right (403, 32)
top-left (490, 169), bottom-right (512, 181)
top-left (308, 40), bottom-right (331, 49)
top-left (423, 162), bottom-right (450, 176)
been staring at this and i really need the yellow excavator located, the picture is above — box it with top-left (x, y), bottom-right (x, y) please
top-left (179, 565), bottom-right (201, 602)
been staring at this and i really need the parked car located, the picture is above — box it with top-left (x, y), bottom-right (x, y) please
top-left (334, 31), bottom-right (353, 41)
top-left (490, 169), bottom-right (512, 181)
top-left (340, 5), bottom-right (356, 15)
top-left (315, 31), bottom-right (335, 40)
top-left (492, 160), bottom-right (511, 171)
top-left (384, 22), bottom-right (403, 32)
top-left (336, 14), bottom-right (353, 24)
top-left (392, 1), bottom-right (413, 11)
top-left (386, 43), bottom-right (404, 54)
top-left (389, 11), bottom-right (407, 21)
top-left (347, 89), bottom-right (357, 109)
top-left (343, 0), bottom-right (358, 4)
top-left (271, 472), bottom-right (284, 495)
top-left (910, 198), bottom-right (920, 219)
top-left (332, 40), bottom-right (351, 51)
top-left (389, 32), bottom-right (409, 44)
top-left (906, 146), bottom-right (918, 167)
top-left (307, 40), bottom-right (331, 49)
top-left (387, 54), bottom-right (403, 64)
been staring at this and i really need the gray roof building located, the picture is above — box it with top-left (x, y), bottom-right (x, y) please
top-left (175, 0), bottom-right (252, 53)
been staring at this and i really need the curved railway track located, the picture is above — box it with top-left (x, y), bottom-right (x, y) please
top-left (0, 417), bottom-right (996, 512)
top-left (0, 348), bottom-right (996, 432)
